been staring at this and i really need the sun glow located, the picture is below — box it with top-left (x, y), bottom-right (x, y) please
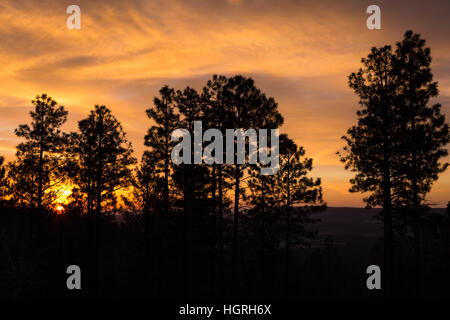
top-left (58, 188), bottom-right (73, 205)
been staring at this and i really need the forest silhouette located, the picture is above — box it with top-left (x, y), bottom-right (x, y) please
top-left (0, 30), bottom-right (449, 300)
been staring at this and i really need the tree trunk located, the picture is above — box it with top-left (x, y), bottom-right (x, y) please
top-left (86, 132), bottom-right (95, 297)
top-left (231, 164), bottom-right (240, 292)
top-left (37, 143), bottom-right (43, 211)
top-left (284, 154), bottom-right (291, 298)
top-left (37, 114), bottom-right (44, 212)
top-left (260, 176), bottom-right (266, 296)
top-left (218, 165), bottom-right (225, 297)
top-left (382, 96), bottom-right (393, 299)
top-left (182, 162), bottom-right (192, 299)
top-left (93, 112), bottom-right (104, 297)
top-left (411, 105), bottom-right (422, 298)
top-left (209, 164), bottom-right (218, 297)
top-left (143, 187), bottom-right (151, 294)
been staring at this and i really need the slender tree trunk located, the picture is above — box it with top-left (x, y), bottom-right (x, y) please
top-left (410, 101), bottom-right (422, 297)
top-left (284, 155), bottom-right (291, 298)
top-left (382, 95), bottom-right (393, 299)
top-left (37, 142), bottom-right (43, 211)
top-left (58, 211), bottom-right (65, 295)
top-left (182, 162), bottom-right (192, 299)
top-left (36, 116), bottom-right (44, 241)
top-left (143, 187), bottom-right (151, 294)
top-left (217, 111), bottom-right (225, 297)
top-left (29, 182), bottom-right (35, 261)
top-left (382, 153), bottom-right (393, 298)
top-left (209, 164), bottom-right (218, 297)
top-left (96, 118), bottom-right (103, 214)
top-left (231, 164), bottom-right (240, 292)
top-left (164, 105), bottom-right (170, 217)
top-left (260, 176), bottom-right (266, 296)
top-left (218, 165), bottom-right (225, 297)
top-left (37, 115), bottom-right (44, 212)
top-left (29, 177), bottom-right (35, 240)
top-left (187, 157), bottom-right (194, 298)
top-left (87, 135), bottom-right (94, 297)
top-left (93, 113), bottom-right (104, 297)
top-left (160, 105), bottom-right (170, 297)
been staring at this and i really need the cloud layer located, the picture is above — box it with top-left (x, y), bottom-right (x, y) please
top-left (1, 0), bottom-right (449, 206)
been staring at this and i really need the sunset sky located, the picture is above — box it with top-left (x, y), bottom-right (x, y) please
top-left (0, 0), bottom-right (449, 207)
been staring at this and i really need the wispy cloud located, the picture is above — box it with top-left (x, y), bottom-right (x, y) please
top-left (0, 0), bottom-right (449, 206)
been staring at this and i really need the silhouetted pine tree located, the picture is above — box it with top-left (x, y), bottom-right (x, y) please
top-left (145, 85), bottom-right (179, 296)
top-left (340, 45), bottom-right (401, 297)
top-left (71, 105), bottom-right (136, 296)
top-left (202, 75), bottom-right (233, 297)
top-left (174, 87), bottom-right (204, 298)
top-left (245, 132), bottom-right (284, 296)
top-left (276, 135), bottom-right (325, 297)
top-left (71, 105), bottom-right (135, 212)
top-left (130, 151), bottom-right (162, 294)
top-left (9, 94), bottom-right (68, 241)
top-left (341, 32), bottom-right (449, 298)
top-left (221, 75), bottom-right (284, 290)
top-left (246, 167), bottom-right (279, 296)
top-left (145, 86), bottom-right (179, 216)
top-left (13, 94), bottom-right (68, 211)
top-left (393, 30), bottom-right (449, 296)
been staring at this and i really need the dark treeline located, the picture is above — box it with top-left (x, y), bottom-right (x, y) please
top-left (0, 30), bottom-right (449, 300)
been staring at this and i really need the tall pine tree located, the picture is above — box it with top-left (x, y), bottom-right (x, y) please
top-left (13, 94), bottom-right (68, 211)
top-left (340, 45), bottom-right (402, 297)
top-left (394, 30), bottom-right (449, 295)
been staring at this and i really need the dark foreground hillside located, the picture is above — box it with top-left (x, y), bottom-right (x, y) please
top-left (1, 206), bottom-right (449, 299)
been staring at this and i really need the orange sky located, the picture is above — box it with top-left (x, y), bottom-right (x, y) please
top-left (0, 0), bottom-right (449, 207)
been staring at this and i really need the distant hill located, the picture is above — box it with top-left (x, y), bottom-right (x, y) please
top-left (307, 207), bottom-right (447, 253)
top-left (312, 207), bottom-right (382, 239)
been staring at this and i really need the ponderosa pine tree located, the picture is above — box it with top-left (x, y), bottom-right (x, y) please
top-left (341, 32), bottom-right (449, 298)
top-left (393, 30), bottom-right (449, 295)
top-left (340, 45), bottom-right (403, 297)
top-left (393, 31), bottom-right (449, 207)
top-left (222, 75), bottom-right (284, 288)
top-left (172, 86), bottom-right (204, 298)
top-left (246, 159), bottom-right (279, 296)
top-left (245, 134), bottom-right (324, 296)
top-left (130, 151), bottom-right (162, 294)
top-left (145, 86), bottom-right (179, 217)
top-left (71, 105), bottom-right (136, 295)
top-left (276, 135), bottom-right (325, 297)
top-left (71, 105), bottom-right (135, 213)
top-left (13, 94), bottom-right (68, 211)
top-left (145, 85), bottom-right (179, 297)
top-left (201, 75), bottom-right (234, 297)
